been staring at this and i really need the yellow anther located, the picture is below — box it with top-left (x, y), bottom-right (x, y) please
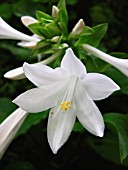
top-left (59, 101), bottom-right (72, 111)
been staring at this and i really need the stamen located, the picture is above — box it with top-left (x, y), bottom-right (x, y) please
top-left (50, 75), bottom-right (77, 118)
top-left (59, 101), bottom-right (72, 111)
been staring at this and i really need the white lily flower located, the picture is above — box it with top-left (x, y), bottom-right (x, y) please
top-left (13, 48), bottom-right (120, 154)
top-left (0, 17), bottom-right (37, 41)
top-left (0, 17), bottom-right (40, 47)
top-left (82, 44), bottom-right (128, 77)
top-left (0, 108), bottom-right (28, 159)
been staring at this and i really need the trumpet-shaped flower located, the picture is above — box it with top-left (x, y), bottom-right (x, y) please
top-left (0, 108), bottom-right (28, 159)
top-left (82, 44), bottom-right (128, 77)
top-left (0, 17), bottom-right (40, 47)
top-left (13, 48), bottom-right (120, 153)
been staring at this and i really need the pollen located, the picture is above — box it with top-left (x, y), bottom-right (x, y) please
top-left (59, 101), bottom-right (72, 111)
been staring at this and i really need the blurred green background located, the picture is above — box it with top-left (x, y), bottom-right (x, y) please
top-left (0, 0), bottom-right (128, 169)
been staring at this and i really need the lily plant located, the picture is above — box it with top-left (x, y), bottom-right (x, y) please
top-left (12, 48), bottom-right (120, 154)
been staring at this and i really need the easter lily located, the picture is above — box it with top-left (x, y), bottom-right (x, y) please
top-left (0, 108), bottom-right (28, 159)
top-left (13, 48), bottom-right (120, 153)
top-left (0, 17), bottom-right (40, 47)
top-left (82, 44), bottom-right (128, 77)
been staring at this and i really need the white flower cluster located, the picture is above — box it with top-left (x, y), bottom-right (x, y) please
top-left (0, 4), bottom-right (127, 159)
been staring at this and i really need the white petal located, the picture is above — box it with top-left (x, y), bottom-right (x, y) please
top-left (47, 100), bottom-right (76, 154)
top-left (74, 79), bottom-right (105, 137)
top-left (4, 67), bottom-right (25, 80)
top-left (83, 44), bottom-right (128, 77)
top-left (21, 16), bottom-right (38, 27)
top-left (13, 79), bottom-right (70, 113)
top-left (0, 17), bottom-right (39, 41)
top-left (82, 73), bottom-right (120, 100)
top-left (23, 62), bottom-right (68, 87)
top-left (17, 41), bottom-right (38, 48)
top-left (0, 108), bottom-right (28, 159)
top-left (61, 48), bottom-right (87, 76)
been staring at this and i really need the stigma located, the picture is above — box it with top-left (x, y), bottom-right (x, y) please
top-left (59, 101), bottom-right (72, 111)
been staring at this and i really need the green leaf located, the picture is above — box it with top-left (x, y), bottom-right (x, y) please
top-left (104, 113), bottom-right (128, 162)
top-left (45, 21), bottom-right (62, 38)
top-left (87, 113), bottom-right (128, 165)
top-left (76, 23), bottom-right (108, 47)
top-left (16, 111), bottom-right (48, 137)
top-left (109, 52), bottom-right (128, 59)
top-left (58, 0), bottom-right (67, 11)
top-left (28, 21), bottom-right (61, 39)
top-left (57, 0), bottom-right (68, 36)
top-left (36, 11), bottom-right (53, 22)
top-left (79, 26), bottom-right (95, 36)
top-left (28, 22), bottom-right (45, 37)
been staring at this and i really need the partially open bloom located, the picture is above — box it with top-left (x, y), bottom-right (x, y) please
top-left (82, 44), bottom-right (128, 77)
top-left (0, 17), bottom-right (40, 48)
top-left (13, 48), bottom-right (120, 153)
top-left (0, 108), bottom-right (28, 159)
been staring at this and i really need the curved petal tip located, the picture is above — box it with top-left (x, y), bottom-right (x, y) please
top-left (21, 16), bottom-right (38, 27)
top-left (97, 130), bottom-right (104, 137)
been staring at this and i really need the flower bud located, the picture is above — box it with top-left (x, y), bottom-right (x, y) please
top-left (52, 5), bottom-right (59, 18)
top-left (21, 16), bottom-right (38, 27)
top-left (70, 19), bottom-right (85, 37)
top-left (51, 36), bottom-right (60, 43)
